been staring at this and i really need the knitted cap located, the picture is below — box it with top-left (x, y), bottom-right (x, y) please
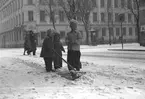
top-left (47, 29), bottom-right (52, 37)
top-left (70, 19), bottom-right (78, 25)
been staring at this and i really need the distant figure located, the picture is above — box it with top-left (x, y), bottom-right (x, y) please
top-left (40, 29), bottom-right (55, 72)
top-left (65, 19), bottom-right (82, 71)
top-left (23, 32), bottom-right (31, 55)
top-left (53, 30), bottom-right (65, 70)
top-left (29, 31), bottom-right (37, 55)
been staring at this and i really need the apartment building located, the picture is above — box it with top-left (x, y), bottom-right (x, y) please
top-left (0, 0), bottom-right (138, 48)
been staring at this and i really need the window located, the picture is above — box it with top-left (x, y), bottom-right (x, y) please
top-left (28, 0), bottom-right (33, 5)
top-left (16, 15), bottom-right (18, 26)
top-left (116, 28), bottom-right (120, 36)
top-left (102, 28), bottom-right (106, 36)
top-left (109, 28), bottom-right (114, 36)
top-left (123, 27), bottom-right (126, 36)
top-left (128, 13), bottom-right (132, 23)
top-left (114, 0), bottom-right (119, 8)
top-left (93, 12), bottom-right (97, 22)
top-left (59, 11), bottom-right (65, 22)
top-left (92, 0), bottom-right (97, 7)
top-left (133, 1), bottom-right (137, 9)
top-left (127, 0), bottom-right (132, 9)
top-left (135, 27), bottom-right (137, 36)
top-left (41, 31), bottom-right (46, 39)
top-left (39, 0), bottom-right (45, 5)
top-left (107, 0), bottom-right (112, 8)
top-left (134, 16), bottom-right (136, 23)
top-left (129, 27), bottom-right (132, 36)
top-left (50, 12), bottom-right (55, 23)
top-left (40, 10), bottom-right (45, 22)
top-left (18, 0), bottom-right (20, 9)
top-left (121, 0), bottom-right (125, 8)
top-left (115, 13), bottom-right (119, 22)
top-left (77, 16), bottom-right (81, 22)
top-left (28, 11), bottom-right (33, 21)
top-left (101, 13), bottom-right (105, 22)
top-left (100, 0), bottom-right (105, 8)
top-left (19, 14), bottom-right (21, 25)
top-left (108, 12), bottom-right (112, 21)
top-left (22, 12), bottom-right (24, 24)
top-left (21, 0), bottom-right (23, 8)
top-left (60, 31), bottom-right (65, 38)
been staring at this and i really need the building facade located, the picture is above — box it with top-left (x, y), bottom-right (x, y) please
top-left (0, 0), bottom-right (138, 48)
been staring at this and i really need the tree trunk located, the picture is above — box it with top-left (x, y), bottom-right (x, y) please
top-left (136, 19), bottom-right (140, 45)
top-left (84, 24), bottom-right (89, 45)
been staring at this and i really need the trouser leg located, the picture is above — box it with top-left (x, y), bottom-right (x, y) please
top-left (43, 57), bottom-right (53, 72)
top-left (33, 50), bottom-right (36, 55)
top-left (67, 50), bottom-right (74, 70)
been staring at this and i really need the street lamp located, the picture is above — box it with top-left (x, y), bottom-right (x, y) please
top-left (118, 13), bottom-right (125, 49)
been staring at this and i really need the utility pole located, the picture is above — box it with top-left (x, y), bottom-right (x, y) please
top-left (119, 13), bottom-right (125, 49)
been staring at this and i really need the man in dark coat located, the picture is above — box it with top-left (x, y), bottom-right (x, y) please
top-left (29, 31), bottom-right (37, 55)
top-left (53, 30), bottom-right (65, 70)
top-left (65, 19), bottom-right (82, 71)
top-left (23, 32), bottom-right (31, 55)
top-left (40, 29), bottom-right (55, 72)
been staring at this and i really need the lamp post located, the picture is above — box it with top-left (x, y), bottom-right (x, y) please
top-left (119, 13), bottom-right (125, 49)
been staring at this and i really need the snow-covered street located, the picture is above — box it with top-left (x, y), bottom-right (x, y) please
top-left (0, 43), bottom-right (145, 99)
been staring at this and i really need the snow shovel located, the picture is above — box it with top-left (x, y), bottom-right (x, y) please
top-left (52, 48), bottom-right (80, 80)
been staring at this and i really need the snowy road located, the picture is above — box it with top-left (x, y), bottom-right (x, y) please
top-left (0, 43), bottom-right (145, 99)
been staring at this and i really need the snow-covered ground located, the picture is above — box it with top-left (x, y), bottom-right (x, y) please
top-left (0, 43), bottom-right (145, 99)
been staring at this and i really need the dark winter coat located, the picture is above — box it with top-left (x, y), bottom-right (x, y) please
top-left (30, 33), bottom-right (37, 51)
top-left (24, 33), bottom-right (31, 51)
top-left (53, 33), bottom-right (65, 68)
top-left (40, 36), bottom-right (54, 58)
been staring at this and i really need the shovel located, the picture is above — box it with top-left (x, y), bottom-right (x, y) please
top-left (52, 48), bottom-right (80, 80)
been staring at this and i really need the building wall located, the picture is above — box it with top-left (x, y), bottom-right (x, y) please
top-left (0, 0), bottom-right (138, 48)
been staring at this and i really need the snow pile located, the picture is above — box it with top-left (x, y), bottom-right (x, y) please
top-left (0, 47), bottom-right (145, 99)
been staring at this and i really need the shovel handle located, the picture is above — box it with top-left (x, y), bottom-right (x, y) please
top-left (52, 48), bottom-right (76, 71)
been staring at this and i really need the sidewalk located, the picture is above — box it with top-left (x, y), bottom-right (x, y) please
top-left (107, 43), bottom-right (145, 51)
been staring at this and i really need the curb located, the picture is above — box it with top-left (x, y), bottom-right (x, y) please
top-left (108, 49), bottom-right (145, 52)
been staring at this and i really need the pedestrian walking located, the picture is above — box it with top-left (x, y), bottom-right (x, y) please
top-left (29, 31), bottom-right (37, 55)
top-left (40, 29), bottom-right (55, 72)
top-left (53, 30), bottom-right (65, 70)
top-left (65, 19), bottom-right (82, 71)
top-left (23, 32), bottom-right (31, 55)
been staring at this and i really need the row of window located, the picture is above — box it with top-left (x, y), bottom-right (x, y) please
top-left (28, 10), bottom-right (135, 23)
top-left (0, 0), bottom-right (23, 21)
top-left (100, 0), bottom-right (136, 9)
top-left (101, 27), bottom-right (137, 37)
top-left (40, 27), bottom-right (136, 40)
top-left (1, 30), bottom-right (23, 43)
top-left (1, 12), bottom-right (24, 32)
top-left (93, 12), bottom-right (135, 23)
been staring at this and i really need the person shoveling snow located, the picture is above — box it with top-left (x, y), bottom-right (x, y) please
top-left (40, 28), bottom-right (82, 80)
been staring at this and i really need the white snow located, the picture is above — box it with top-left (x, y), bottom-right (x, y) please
top-left (0, 43), bottom-right (145, 99)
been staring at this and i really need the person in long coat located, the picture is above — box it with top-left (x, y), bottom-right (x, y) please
top-left (29, 31), bottom-right (37, 55)
top-left (23, 32), bottom-right (31, 55)
top-left (53, 30), bottom-right (65, 70)
top-left (65, 19), bottom-right (82, 71)
top-left (40, 29), bottom-right (55, 72)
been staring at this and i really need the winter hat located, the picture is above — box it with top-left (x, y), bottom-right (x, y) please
top-left (47, 29), bottom-right (52, 37)
top-left (70, 19), bottom-right (78, 29)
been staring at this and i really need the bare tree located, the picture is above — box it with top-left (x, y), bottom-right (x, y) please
top-left (58, 0), bottom-right (95, 44)
top-left (106, 3), bottom-right (114, 45)
top-left (57, 0), bottom-right (77, 22)
top-left (76, 0), bottom-right (96, 44)
top-left (127, 0), bottom-right (145, 45)
top-left (41, 0), bottom-right (57, 29)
